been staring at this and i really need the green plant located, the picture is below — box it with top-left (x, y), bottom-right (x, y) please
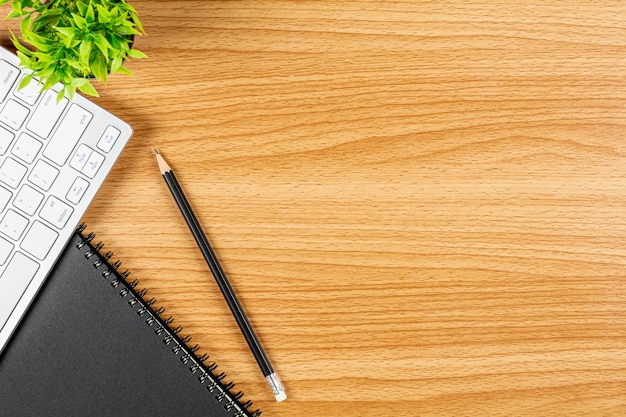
top-left (0, 0), bottom-right (147, 101)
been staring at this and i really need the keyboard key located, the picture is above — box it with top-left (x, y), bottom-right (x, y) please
top-left (66, 177), bottom-right (89, 204)
top-left (0, 209), bottom-right (28, 240)
top-left (82, 150), bottom-right (105, 178)
top-left (39, 196), bottom-right (73, 229)
top-left (12, 133), bottom-right (42, 164)
top-left (21, 221), bottom-right (58, 260)
top-left (97, 125), bottom-right (120, 152)
top-left (0, 236), bottom-right (13, 265)
top-left (0, 99), bottom-right (29, 130)
top-left (0, 125), bottom-right (14, 155)
top-left (0, 59), bottom-right (20, 103)
top-left (13, 75), bottom-right (41, 106)
top-left (14, 184), bottom-right (44, 216)
top-left (0, 157), bottom-right (27, 189)
top-left (26, 89), bottom-right (67, 139)
top-left (42, 104), bottom-right (92, 166)
top-left (0, 185), bottom-right (11, 212)
top-left (0, 252), bottom-right (39, 330)
top-left (69, 143), bottom-right (92, 172)
top-left (28, 159), bottom-right (59, 191)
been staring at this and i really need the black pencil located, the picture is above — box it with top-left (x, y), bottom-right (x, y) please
top-left (155, 149), bottom-right (286, 402)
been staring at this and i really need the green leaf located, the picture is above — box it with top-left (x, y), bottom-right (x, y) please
top-left (63, 34), bottom-right (75, 48)
top-left (114, 64), bottom-right (133, 76)
top-left (85, 2), bottom-right (95, 23)
top-left (96, 5), bottom-right (111, 23)
top-left (37, 66), bottom-right (61, 85)
top-left (6, 10), bottom-right (23, 19)
top-left (57, 87), bottom-right (69, 103)
top-left (71, 13), bottom-right (88, 30)
top-left (110, 55), bottom-right (123, 72)
top-left (42, 73), bottom-right (59, 90)
top-left (16, 51), bottom-right (32, 68)
top-left (115, 25), bottom-right (140, 36)
top-left (122, 3), bottom-right (138, 14)
top-left (77, 80), bottom-right (99, 97)
top-left (18, 73), bottom-right (34, 91)
top-left (11, 0), bottom-right (23, 15)
top-left (127, 49), bottom-right (147, 59)
top-left (79, 40), bottom-right (92, 66)
top-left (9, 30), bottom-right (32, 55)
top-left (66, 59), bottom-right (86, 73)
top-left (21, 31), bottom-right (53, 52)
top-left (32, 12), bottom-right (63, 32)
top-left (70, 78), bottom-right (88, 88)
top-left (19, 13), bottom-right (31, 34)
top-left (93, 34), bottom-right (110, 57)
top-left (107, 34), bottom-right (123, 51)
top-left (91, 56), bottom-right (108, 83)
top-left (75, 1), bottom-right (87, 17)
top-left (54, 26), bottom-right (77, 39)
top-left (131, 14), bottom-right (145, 35)
top-left (33, 51), bottom-right (53, 63)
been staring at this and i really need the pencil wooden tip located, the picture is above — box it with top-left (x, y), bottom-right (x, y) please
top-left (155, 150), bottom-right (171, 174)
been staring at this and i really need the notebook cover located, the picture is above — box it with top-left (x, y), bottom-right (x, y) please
top-left (0, 227), bottom-right (260, 417)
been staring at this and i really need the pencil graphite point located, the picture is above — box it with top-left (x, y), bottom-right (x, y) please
top-left (154, 149), bottom-right (171, 174)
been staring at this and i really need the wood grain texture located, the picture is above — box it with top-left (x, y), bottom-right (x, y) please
top-left (3, 1), bottom-right (626, 415)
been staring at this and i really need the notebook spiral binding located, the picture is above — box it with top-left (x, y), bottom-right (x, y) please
top-left (75, 224), bottom-right (262, 417)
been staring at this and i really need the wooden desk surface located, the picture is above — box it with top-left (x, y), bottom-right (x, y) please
top-left (3, 1), bottom-right (626, 415)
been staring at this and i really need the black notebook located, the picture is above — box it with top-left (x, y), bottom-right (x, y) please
top-left (0, 226), bottom-right (261, 417)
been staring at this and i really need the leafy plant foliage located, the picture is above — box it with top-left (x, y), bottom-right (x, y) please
top-left (0, 0), bottom-right (147, 100)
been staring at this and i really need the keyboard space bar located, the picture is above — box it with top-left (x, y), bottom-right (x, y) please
top-left (43, 104), bottom-right (93, 166)
top-left (0, 252), bottom-right (39, 331)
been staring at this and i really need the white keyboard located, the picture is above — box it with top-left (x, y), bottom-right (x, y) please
top-left (0, 46), bottom-right (132, 353)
